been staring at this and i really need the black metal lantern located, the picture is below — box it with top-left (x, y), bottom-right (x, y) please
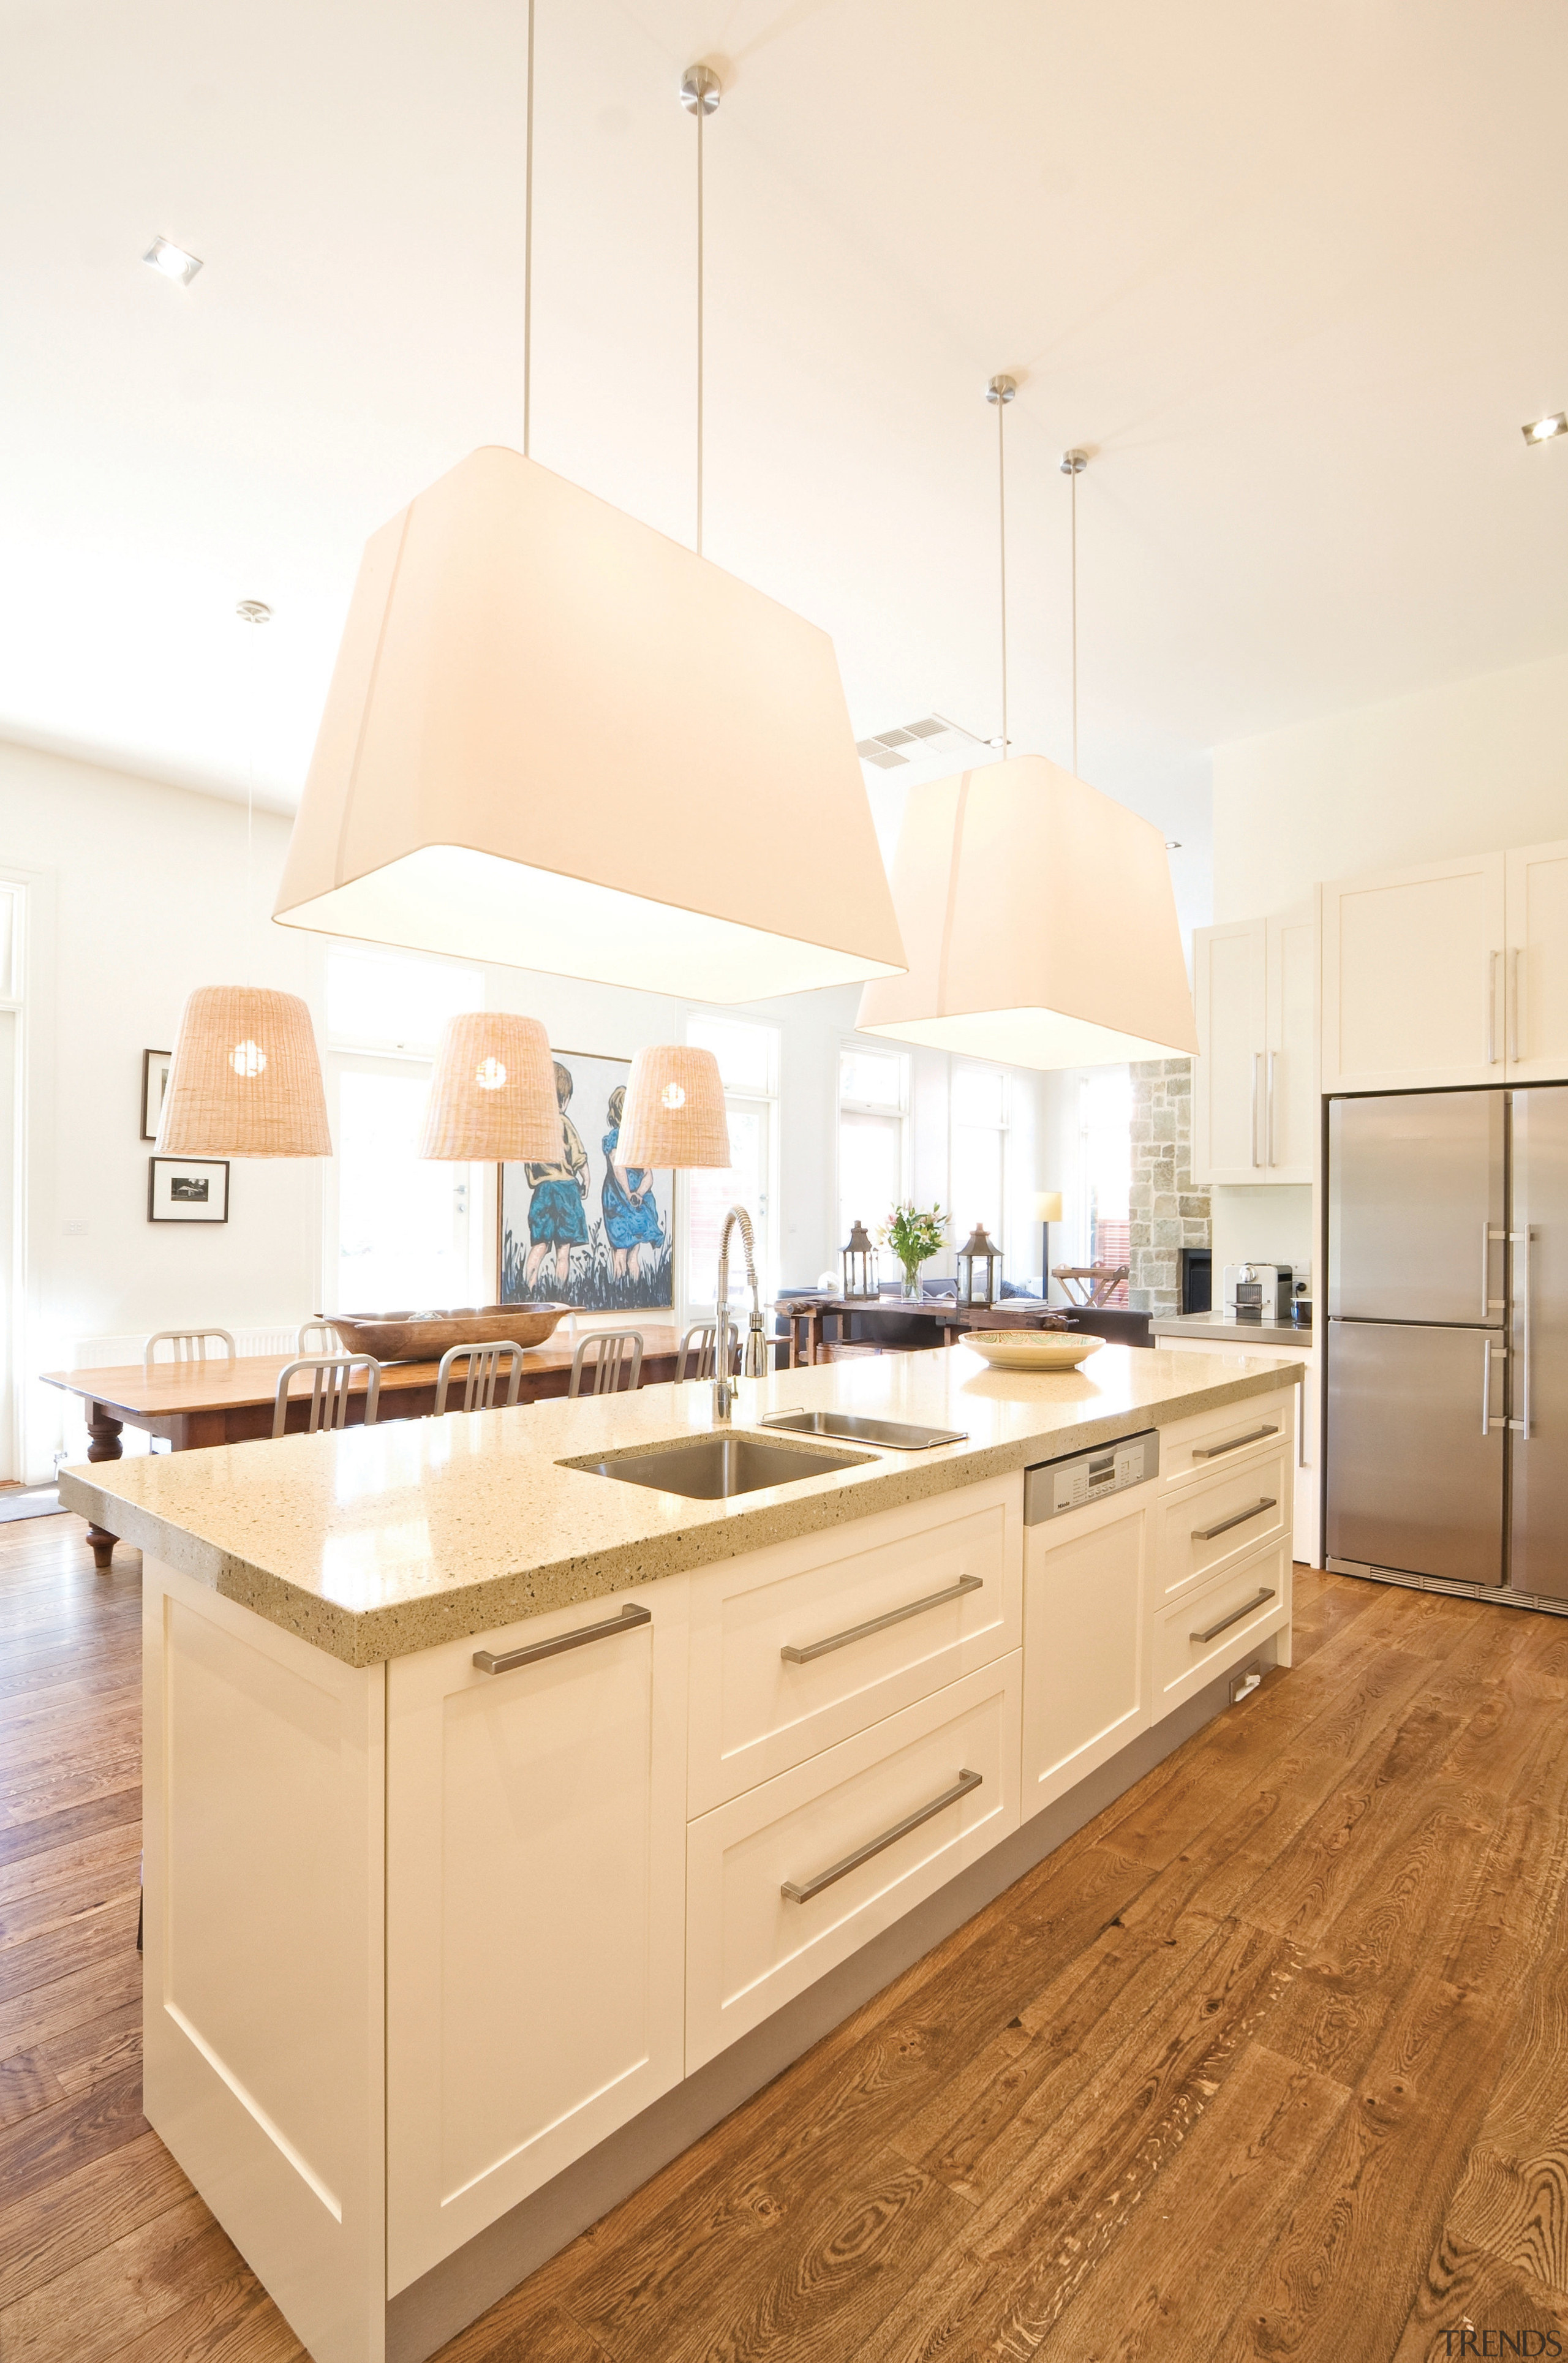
top-left (956, 1223), bottom-right (1001, 1308)
top-left (842, 1219), bottom-right (879, 1302)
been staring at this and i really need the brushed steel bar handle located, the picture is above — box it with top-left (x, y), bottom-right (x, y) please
top-left (1488, 948), bottom-right (1500, 1064)
top-left (1193, 1497), bottom-right (1276, 1543)
top-left (1481, 1335), bottom-right (1492, 1438)
top-left (1267, 1049), bottom-right (1277, 1166)
top-left (473, 1600), bottom-right (650, 1675)
top-left (780, 1769), bottom-right (982, 1904)
top-left (1191, 1424), bottom-right (1278, 1460)
top-left (1520, 1230), bottom-right (1532, 1440)
top-left (782, 1575), bottom-right (983, 1664)
top-left (1191, 1589), bottom-right (1275, 1646)
top-left (1509, 946), bottom-right (1521, 1065)
top-left (1251, 1052), bottom-right (1262, 1167)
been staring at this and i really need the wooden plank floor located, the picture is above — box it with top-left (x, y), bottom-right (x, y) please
top-left (4, 1518), bottom-right (1568, 2361)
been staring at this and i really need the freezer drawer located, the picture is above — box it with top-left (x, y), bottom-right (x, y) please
top-left (1329, 1090), bottom-right (1505, 1325)
top-left (1512, 1088), bottom-right (1568, 1600)
top-left (1326, 1320), bottom-right (1504, 1585)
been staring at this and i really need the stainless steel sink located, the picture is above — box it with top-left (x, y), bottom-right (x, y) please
top-left (575, 1432), bottom-right (871, 1501)
top-left (760, 1411), bottom-right (967, 1452)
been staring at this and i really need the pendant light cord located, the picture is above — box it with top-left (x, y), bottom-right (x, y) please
top-left (522, 0), bottom-right (535, 458)
top-left (696, 92), bottom-right (706, 556)
top-left (1070, 460), bottom-right (1077, 775)
top-left (997, 393), bottom-right (1008, 754)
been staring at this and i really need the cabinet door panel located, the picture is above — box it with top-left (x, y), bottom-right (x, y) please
top-left (1265, 913), bottom-right (1316, 1182)
top-left (1192, 921), bottom-right (1267, 1182)
top-left (1507, 840), bottom-right (1568, 1082)
top-left (1022, 1493), bottom-right (1149, 1812)
top-left (386, 1582), bottom-right (688, 2291)
top-left (1321, 854), bottom-right (1504, 1092)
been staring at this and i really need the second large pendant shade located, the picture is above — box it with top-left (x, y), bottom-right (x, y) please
top-left (273, 448), bottom-right (906, 1004)
top-left (856, 756), bottom-right (1197, 1069)
top-left (418, 1013), bottom-right (560, 1161)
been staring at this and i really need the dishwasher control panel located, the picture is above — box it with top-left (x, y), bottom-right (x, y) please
top-left (1024, 1428), bottom-right (1159, 1524)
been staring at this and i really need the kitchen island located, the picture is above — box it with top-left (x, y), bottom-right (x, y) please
top-left (61, 1340), bottom-right (1302, 2363)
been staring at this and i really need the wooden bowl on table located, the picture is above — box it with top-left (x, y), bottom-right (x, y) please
top-left (327, 1306), bottom-right (571, 1362)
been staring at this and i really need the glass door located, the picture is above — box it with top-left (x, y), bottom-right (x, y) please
top-left (326, 1055), bottom-right (473, 1314)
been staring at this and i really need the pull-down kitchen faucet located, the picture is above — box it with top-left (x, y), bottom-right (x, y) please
top-left (714, 1204), bottom-right (768, 1422)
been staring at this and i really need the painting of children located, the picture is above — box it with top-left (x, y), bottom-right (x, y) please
top-left (499, 1051), bottom-right (674, 1312)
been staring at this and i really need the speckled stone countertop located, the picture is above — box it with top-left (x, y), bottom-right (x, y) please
top-left (58, 1343), bottom-right (1303, 1667)
top-left (1149, 1310), bottom-right (1314, 1347)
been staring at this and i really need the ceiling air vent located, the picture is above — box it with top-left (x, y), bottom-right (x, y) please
top-left (855, 714), bottom-right (987, 771)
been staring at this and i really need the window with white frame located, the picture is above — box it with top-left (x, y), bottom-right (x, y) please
top-left (950, 1063), bottom-right (1009, 1260)
top-left (683, 1014), bottom-right (781, 1313)
top-left (1077, 1066), bottom-right (1132, 1304)
top-left (324, 951), bottom-right (484, 1314)
top-left (837, 1045), bottom-right (908, 1263)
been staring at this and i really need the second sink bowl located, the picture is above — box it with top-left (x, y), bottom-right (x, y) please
top-left (575, 1431), bottom-right (871, 1501)
top-left (761, 1410), bottom-right (968, 1451)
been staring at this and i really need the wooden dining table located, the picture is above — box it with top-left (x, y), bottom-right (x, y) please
top-left (43, 1326), bottom-right (684, 1569)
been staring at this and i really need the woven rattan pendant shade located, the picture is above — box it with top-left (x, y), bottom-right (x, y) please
top-left (418, 1013), bottom-right (559, 1161)
top-left (617, 1046), bottom-right (731, 1169)
top-left (157, 987), bottom-right (332, 1157)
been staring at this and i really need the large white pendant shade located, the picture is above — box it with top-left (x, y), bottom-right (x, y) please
top-left (617, 1046), bottom-right (731, 1170)
top-left (418, 1013), bottom-right (559, 1161)
top-left (856, 756), bottom-right (1197, 1069)
top-left (273, 447), bottom-right (907, 1003)
top-left (156, 987), bottom-right (333, 1157)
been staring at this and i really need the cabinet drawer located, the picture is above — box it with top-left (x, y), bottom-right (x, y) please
top-left (686, 1654), bottom-right (1021, 2068)
top-left (1156, 1445), bottom-right (1291, 1602)
top-left (687, 1477), bottom-right (1020, 1812)
top-left (1153, 1538), bottom-right (1291, 1717)
top-left (1158, 1389), bottom-right (1294, 1488)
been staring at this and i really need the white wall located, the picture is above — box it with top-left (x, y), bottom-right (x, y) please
top-left (1207, 648), bottom-right (1568, 1285)
top-left (1212, 649), bottom-right (1568, 924)
top-left (4, 736), bottom-right (1056, 1479)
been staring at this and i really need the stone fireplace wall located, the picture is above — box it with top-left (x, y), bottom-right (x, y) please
top-left (1128, 1057), bottom-right (1210, 1316)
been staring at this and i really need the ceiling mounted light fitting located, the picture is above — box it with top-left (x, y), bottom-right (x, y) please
top-left (157, 987), bottom-right (331, 1156)
top-left (617, 1046), bottom-right (731, 1169)
top-left (1523, 412), bottom-right (1566, 445)
top-left (273, 31), bottom-right (902, 1005)
top-left (143, 237), bottom-right (202, 285)
top-left (855, 389), bottom-right (1196, 1071)
top-left (418, 1012), bottom-right (559, 1161)
top-left (235, 600), bottom-right (271, 624)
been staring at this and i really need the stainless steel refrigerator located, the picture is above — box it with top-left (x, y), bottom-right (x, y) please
top-left (1326, 1085), bottom-right (1568, 1604)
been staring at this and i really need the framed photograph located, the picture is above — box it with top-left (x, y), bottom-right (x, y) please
top-left (141, 1048), bottom-right (172, 1142)
top-left (148, 1156), bottom-right (229, 1224)
top-left (497, 1049), bottom-right (674, 1314)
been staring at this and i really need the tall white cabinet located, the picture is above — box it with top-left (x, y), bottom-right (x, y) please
top-left (1319, 839), bottom-right (1568, 1093)
top-left (1191, 907), bottom-right (1315, 1184)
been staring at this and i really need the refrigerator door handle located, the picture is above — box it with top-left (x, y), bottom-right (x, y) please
top-left (1481, 1223), bottom-right (1507, 1317)
top-left (1482, 1336), bottom-right (1493, 1436)
top-left (1515, 1228), bottom-right (1532, 1439)
top-left (1488, 948), bottom-right (1500, 1065)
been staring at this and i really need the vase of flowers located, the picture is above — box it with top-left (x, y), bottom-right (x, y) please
top-left (878, 1201), bottom-right (949, 1302)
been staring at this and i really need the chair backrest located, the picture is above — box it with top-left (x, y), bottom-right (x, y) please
top-left (272, 1355), bottom-right (381, 1441)
top-left (295, 1321), bottom-right (340, 1357)
top-left (676, 1323), bottom-right (741, 1382)
top-left (568, 1330), bottom-right (644, 1398)
top-left (433, 1341), bottom-right (528, 1415)
top-left (144, 1328), bottom-right (237, 1375)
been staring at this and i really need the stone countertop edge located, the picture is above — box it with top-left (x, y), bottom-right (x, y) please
top-left (57, 1360), bottom-right (1302, 1670)
top-left (1150, 1313), bottom-right (1314, 1347)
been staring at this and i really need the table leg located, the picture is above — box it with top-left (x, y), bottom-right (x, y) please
top-left (85, 1404), bottom-right (122, 1571)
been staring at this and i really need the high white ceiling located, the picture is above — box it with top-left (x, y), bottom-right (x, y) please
top-left (1, 0), bottom-right (1564, 938)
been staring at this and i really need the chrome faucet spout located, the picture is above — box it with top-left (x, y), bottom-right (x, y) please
top-left (714, 1204), bottom-right (766, 1422)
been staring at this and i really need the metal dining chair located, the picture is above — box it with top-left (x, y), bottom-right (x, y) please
top-left (295, 1321), bottom-right (340, 1357)
top-left (568, 1330), bottom-right (644, 1398)
top-left (144, 1327), bottom-right (236, 1375)
top-left (433, 1341), bottom-right (528, 1415)
top-left (271, 1355), bottom-right (381, 1439)
top-left (675, 1323), bottom-right (740, 1382)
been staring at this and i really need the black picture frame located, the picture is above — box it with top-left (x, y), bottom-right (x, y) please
top-left (141, 1048), bottom-right (172, 1142)
top-left (148, 1156), bottom-right (230, 1224)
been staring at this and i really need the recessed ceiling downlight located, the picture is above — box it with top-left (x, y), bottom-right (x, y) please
top-left (1523, 413), bottom-right (1566, 445)
top-left (143, 238), bottom-right (203, 285)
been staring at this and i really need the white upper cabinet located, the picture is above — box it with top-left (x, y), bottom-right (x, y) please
top-left (1506, 840), bottom-right (1568, 1083)
top-left (1191, 910), bottom-right (1314, 1184)
top-left (1319, 852), bottom-right (1506, 1093)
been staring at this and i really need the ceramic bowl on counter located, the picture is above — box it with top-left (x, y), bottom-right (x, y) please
top-left (962, 1330), bottom-right (1105, 1371)
top-left (327, 1305), bottom-right (571, 1362)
